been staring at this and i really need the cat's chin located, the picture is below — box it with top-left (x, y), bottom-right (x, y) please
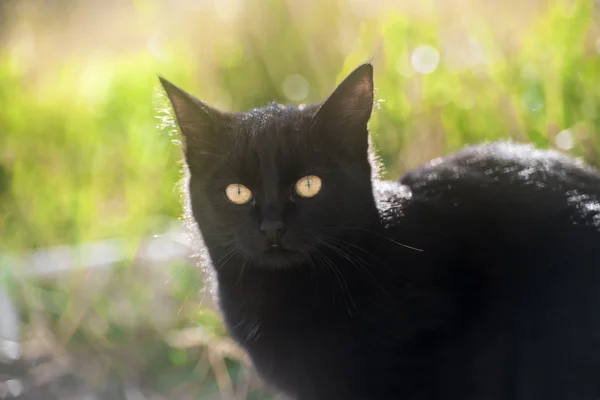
top-left (254, 247), bottom-right (307, 269)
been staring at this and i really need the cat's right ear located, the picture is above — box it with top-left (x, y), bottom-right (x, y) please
top-left (158, 77), bottom-right (226, 163)
top-left (313, 63), bottom-right (374, 157)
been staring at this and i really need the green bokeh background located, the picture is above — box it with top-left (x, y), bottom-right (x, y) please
top-left (1, 0), bottom-right (599, 398)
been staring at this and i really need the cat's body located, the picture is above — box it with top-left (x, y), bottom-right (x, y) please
top-left (160, 64), bottom-right (600, 400)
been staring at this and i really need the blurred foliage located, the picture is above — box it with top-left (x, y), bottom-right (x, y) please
top-left (1, 0), bottom-right (600, 398)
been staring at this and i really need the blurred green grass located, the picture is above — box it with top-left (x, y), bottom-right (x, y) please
top-left (1, 0), bottom-right (600, 397)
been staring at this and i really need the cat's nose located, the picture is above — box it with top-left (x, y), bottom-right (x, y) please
top-left (260, 220), bottom-right (285, 245)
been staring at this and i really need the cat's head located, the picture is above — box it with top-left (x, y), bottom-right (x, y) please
top-left (160, 64), bottom-right (379, 268)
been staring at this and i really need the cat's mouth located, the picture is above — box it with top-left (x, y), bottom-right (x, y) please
top-left (264, 245), bottom-right (295, 255)
top-left (259, 245), bottom-right (305, 268)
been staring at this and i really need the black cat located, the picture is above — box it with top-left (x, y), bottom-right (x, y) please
top-left (159, 64), bottom-right (600, 400)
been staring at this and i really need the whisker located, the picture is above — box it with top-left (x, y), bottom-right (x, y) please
top-left (313, 248), bottom-right (356, 315)
top-left (213, 246), bottom-right (240, 272)
top-left (236, 254), bottom-right (251, 288)
top-left (211, 245), bottom-right (236, 266)
top-left (311, 225), bottom-right (424, 252)
top-left (324, 235), bottom-right (390, 270)
top-left (310, 249), bottom-right (337, 307)
top-left (304, 250), bottom-right (319, 291)
top-left (318, 236), bottom-right (392, 300)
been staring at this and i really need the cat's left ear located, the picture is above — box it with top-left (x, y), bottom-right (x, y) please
top-left (313, 63), bottom-right (374, 155)
top-left (158, 76), bottom-right (228, 171)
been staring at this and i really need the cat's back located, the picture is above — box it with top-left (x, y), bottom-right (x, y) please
top-left (393, 141), bottom-right (600, 243)
top-left (400, 141), bottom-right (600, 199)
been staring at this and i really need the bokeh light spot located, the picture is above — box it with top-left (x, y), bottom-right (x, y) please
top-left (283, 74), bottom-right (310, 102)
top-left (556, 129), bottom-right (574, 150)
top-left (411, 45), bottom-right (440, 75)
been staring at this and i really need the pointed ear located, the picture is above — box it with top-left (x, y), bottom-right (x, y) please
top-left (313, 63), bottom-right (374, 155)
top-left (158, 76), bottom-right (227, 164)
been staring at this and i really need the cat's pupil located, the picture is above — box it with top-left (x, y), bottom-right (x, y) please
top-left (306, 179), bottom-right (311, 189)
top-left (237, 185), bottom-right (241, 195)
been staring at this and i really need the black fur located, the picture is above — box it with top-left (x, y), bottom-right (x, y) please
top-left (160, 64), bottom-right (600, 400)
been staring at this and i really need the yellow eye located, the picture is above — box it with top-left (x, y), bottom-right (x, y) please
top-left (225, 184), bottom-right (253, 205)
top-left (295, 175), bottom-right (323, 198)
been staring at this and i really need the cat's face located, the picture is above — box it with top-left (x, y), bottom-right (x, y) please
top-left (160, 64), bottom-right (377, 268)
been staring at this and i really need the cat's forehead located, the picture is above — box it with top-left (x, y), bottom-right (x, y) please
top-left (231, 103), bottom-right (318, 155)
